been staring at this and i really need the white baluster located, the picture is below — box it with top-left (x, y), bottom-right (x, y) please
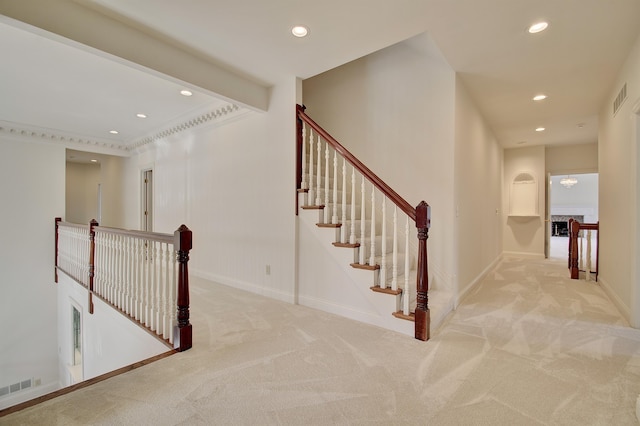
top-left (307, 130), bottom-right (315, 206)
top-left (380, 197), bottom-right (387, 289)
top-left (403, 216), bottom-right (410, 315)
top-left (392, 206), bottom-right (398, 292)
top-left (359, 176), bottom-right (366, 265)
top-left (332, 150), bottom-right (339, 224)
top-left (324, 143), bottom-right (330, 223)
top-left (579, 231), bottom-right (584, 272)
top-left (157, 242), bottom-right (164, 335)
top-left (349, 166), bottom-right (357, 245)
top-left (341, 158), bottom-right (347, 242)
top-left (586, 230), bottom-right (592, 282)
top-left (301, 124), bottom-right (308, 190)
top-left (315, 135), bottom-right (322, 206)
top-left (369, 188), bottom-right (376, 266)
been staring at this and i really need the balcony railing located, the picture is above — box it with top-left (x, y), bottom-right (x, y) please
top-left (54, 218), bottom-right (192, 351)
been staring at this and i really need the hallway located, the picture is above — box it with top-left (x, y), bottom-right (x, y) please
top-left (3, 256), bottom-right (640, 425)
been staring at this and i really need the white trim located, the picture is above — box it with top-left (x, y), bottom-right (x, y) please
top-left (598, 276), bottom-right (631, 323)
top-left (502, 251), bottom-right (546, 259)
top-left (191, 269), bottom-right (295, 304)
top-left (455, 254), bottom-right (503, 307)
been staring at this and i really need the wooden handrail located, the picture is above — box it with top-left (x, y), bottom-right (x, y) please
top-left (296, 105), bottom-right (416, 222)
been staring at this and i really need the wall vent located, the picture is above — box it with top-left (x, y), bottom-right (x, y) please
top-left (0, 378), bottom-right (34, 398)
top-left (613, 83), bottom-right (627, 116)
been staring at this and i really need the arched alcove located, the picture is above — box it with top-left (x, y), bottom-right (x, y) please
top-left (509, 172), bottom-right (538, 216)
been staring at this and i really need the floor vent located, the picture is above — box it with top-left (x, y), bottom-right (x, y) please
top-left (613, 83), bottom-right (627, 116)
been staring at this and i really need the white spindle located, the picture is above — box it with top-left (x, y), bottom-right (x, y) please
top-left (359, 176), bottom-right (366, 264)
top-left (579, 231), bottom-right (584, 272)
top-left (586, 230), bottom-right (592, 282)
top-left (403, 216), bottom-right (410, 315)
top-left (380, 197), bottom-right (387, 289)
top-left (369, 188), bottom-right (376, 266)
top-left (332, 150), bottom-right (339, 224)
top-left (315, 135), bottom-right (322, 206)
top-left (301, 124), bottom-right (308, 190)
top-left (307, 130), bottom-right (315, 206)
top-left (341, 158), bottom-right (347, 243)
top-left (349, 166), bottom-right (357, 245)
top-left (324, 143), bottom-right (330, 223)
top-left (392, 206), bottom-right (398, 292)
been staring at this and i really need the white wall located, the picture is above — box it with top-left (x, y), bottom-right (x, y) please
top-left (123, 78), bottom-right (298, 303)
top-left (503, 146), bottom-right (546, 257)
top-left (0, 136), bottom-right (65, 409)
top-left (66, 162), bottom-right (100, 224)
top-left (598, 31), bottom-right (640, 326)
top-left (454, 78), bottom-right (503, 301)
top-left (546, 143), bottom-right (598, 175)
top-left (56, 272), bottom-right (169, 388)
top-left (302, 33), bottom-right (457, 293)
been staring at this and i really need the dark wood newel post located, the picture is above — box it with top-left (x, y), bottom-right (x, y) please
top-left (55, 217), bottom-right (61, 283)
top-left (175, 224), bottom-right (193, 351)
top-left (295, 104), bottom-right (306, 215)
top-left (88, 219), bottom-right (98, 314)
top-left (569, 220), bottom-right (580, 279)
top-left (415, 201), bottom-right (431, 341)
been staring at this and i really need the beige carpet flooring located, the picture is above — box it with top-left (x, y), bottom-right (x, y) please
top-left (3, 256), bottom-right (640, 425)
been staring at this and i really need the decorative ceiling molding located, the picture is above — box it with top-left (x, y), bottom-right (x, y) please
top-left (128, 103), bottom-right (248, 151)
top-left (0, 121), bottom-right (129, 154)
top-left (0, 102), bottom-right (252, 156)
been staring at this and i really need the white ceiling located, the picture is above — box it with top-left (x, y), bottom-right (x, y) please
top-left (1, 0), bottom-right (639, 152)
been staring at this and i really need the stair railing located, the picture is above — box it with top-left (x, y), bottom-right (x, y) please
top-left (54, 218), bottom-right (192, 351)
top-left (568, 219), bottom-right (599, 281)
top-left (296, 104), bottom-right (431, 341)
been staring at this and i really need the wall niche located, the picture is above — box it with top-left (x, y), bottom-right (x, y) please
top-left (509, 172), bottom-right (538, 217)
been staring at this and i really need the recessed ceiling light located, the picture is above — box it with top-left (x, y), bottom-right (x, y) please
top-left (291, 26), bottom-right (309, 38)
top-left (180, 90), bottom-right (193, 97)
top-left (516, 141), bottom-right (527, 145)
top-left (577, 122), bottom-right (586, 128)
top-left (109, 130), bottom-right (119, 134)
top-left (136, 113), bottom-right (147, 118)
top-left (535, 127), bottom-right (545, 132)
top-left (533, 94), bottom-right (547, 101)
top-left (528, 21), bottom-right (548, 34)
top-left (91, 159), bottom-right (98, 163)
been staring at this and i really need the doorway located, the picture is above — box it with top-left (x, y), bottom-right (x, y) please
top-left (547, 173), bottom-right (599, 260)
top-left (142, 169), bottom-right (153, 232)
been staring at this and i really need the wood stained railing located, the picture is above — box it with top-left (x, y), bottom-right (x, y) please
top-left (568, 219), bottom-right (599, 281)
top-left (296, 104), bottom-right (431, 341)
top-left (54, 218), bottom-right (192, 351)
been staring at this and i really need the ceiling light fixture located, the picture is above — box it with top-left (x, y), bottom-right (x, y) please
top-left (533, 94), bottom-right (547, 101)
top-left (516, 141), bottom-right (527, 145)
top-left (136, 113), bottom-right (147, 118)
top-left (91, 159), bottom-right (98, 163)
top-left (560, 175), bottom-right (578, 188)
top-left (528, 21), bottom-right (548, 34)
top-left (291, 26), bottom-right (309, 38)
top-left (535, 127), bottom-right (545, 132)
top-left (109, 130), bottom-right (119, 134)
top-left (180, 90), bottom-right (193, 97)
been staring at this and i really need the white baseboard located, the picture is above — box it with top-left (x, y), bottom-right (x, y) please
top-left (455, 254), bottom-right (503, 307)
top-left (502, 251), bottom-right (545, 259)
top-left (191, 269), bottom-right (295, 304)
top-left (598, 276), bottom-right (631, 324)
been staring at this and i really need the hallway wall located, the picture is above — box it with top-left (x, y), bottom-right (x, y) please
top-left (0, 136), bottom-right (65, 409)
top-left (598, 31), bottom-right (640, 326)
top-left (122, 78), bottom-right (298, 303)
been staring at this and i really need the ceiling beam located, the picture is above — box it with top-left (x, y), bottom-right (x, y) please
top-left (0, 0), bottom-right (269, 111)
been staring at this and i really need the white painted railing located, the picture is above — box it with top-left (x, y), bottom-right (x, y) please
top-left (296, 105), bottom-right (431, 340)
top-left (54, 219), bottom-right (193, 351)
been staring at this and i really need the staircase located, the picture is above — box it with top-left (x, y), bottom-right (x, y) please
top-left (296, 105), bottom-right (433, 340)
